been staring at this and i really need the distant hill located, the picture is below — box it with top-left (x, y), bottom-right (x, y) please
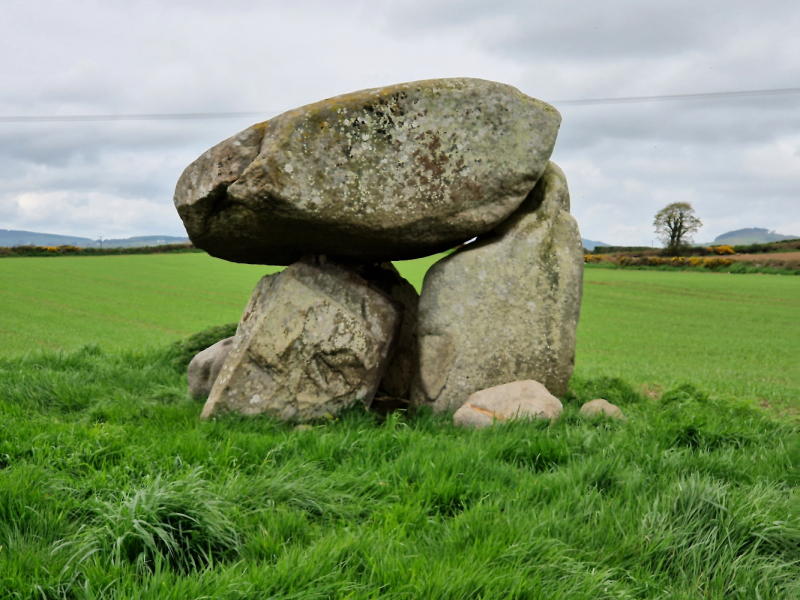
top-left (582, 238), bottom-right (610, 251)
top-left (0, 229), bottom-right (95, 247)
top-left (713, 228), bottom-right (799, 245)
top-left (0, 229), bottom-right (190, 248)
top-left (97, 235), bottom-right (191, 248)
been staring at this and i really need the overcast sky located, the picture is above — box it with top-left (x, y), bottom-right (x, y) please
top-left (1, 0), bottom-right (798, 246)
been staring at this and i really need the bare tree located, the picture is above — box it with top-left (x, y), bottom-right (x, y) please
top-left (653, 202), bottom-right (702, 254)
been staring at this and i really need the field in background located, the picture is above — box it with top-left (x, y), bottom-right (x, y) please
top-left (1, 253), bottom-right (798, 407)
top-left (0, 252), bottom-right (441, 356)
top-left (0, 254), bottom-right (277, 353)
top-left (576, 267), bottom-right (800, 408)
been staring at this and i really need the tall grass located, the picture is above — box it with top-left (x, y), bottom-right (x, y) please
top-left (0, 338), bottom-right (797, 598)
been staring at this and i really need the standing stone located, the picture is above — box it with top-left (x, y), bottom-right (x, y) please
top-left (237, 263), bottom-right (419, 400)
top-left (411, 162), bottom-right (583, 412)
top-left (200, 258), bottom-right (402, 422)
top-left (174, 78), bottom-right (561, 265)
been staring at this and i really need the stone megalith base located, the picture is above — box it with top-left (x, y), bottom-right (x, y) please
top-left (410, 162), bottom-right (583, 412)
top-left (201, 257), bottom-right (402, 422)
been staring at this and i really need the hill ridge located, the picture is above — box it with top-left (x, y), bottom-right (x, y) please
top-left (713, 227), bottom-right (798, 245)
top-left (0, 229), bottom-right (189, 248)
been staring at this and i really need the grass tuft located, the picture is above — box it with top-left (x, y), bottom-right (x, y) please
top-left (563, 375), bottom-right (644, 406)
top-left (56, 467), bottom-right (239, 574)
top-left (169, 323), bottom-right (237, 372)
top-left (661, 382), bottom-right (709, 405)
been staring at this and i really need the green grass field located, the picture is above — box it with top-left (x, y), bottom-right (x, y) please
top-left (2, 254), bottom-right (797, 407)
top-left (1, 254), bottom-right (798, 598)
top-left (0, 253), bottom-right (445, 355)
top-left (1, 347), bottom-right (798, 598)
top-left (575, 266), bottom-right (800, 409)
top-left (0, 254), bottom-right (276, 352)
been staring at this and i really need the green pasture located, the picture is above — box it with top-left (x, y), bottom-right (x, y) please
top-left (0, 253), bottom-right (443, 355)
top-left (0, 348), bottom-right (797, 598)
top-left (576, 266), bottom-right (800, 408)
top-left (0, 254), bottom-right (277, 353)
top-left (1, 253), bottom-right (798, 407)
top-left (1, 254), bottom-right (799, 597)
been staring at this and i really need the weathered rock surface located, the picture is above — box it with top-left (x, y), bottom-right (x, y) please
top-left (174, 78), bottom-right (561, 265)
top-left (187, 337), bottom-right (234, 398)
top-left (411, 162), bottom-right (583, 412)
top-left (453, 380), bottom-right (562, 428)
top-left (349, 263), bottom-right (419, 399)
top-left (580, 399), bottom-right (625, 419)
top-left (200, 258), bottom-right (402, 421)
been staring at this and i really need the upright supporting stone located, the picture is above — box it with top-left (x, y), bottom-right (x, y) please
top-left (411, 162), bottom-right (583, 412)
top-left (201, 258), bottom-right (402, 422)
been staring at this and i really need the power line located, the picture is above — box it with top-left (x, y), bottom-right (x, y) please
top-left (552, 86), bottom-right (800, 106)
top-left (0, 86), bottom-right (798, 123)
top-left (0, 111), bottom-right (271, 123)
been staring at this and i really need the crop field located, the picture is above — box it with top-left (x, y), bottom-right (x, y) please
top-left (0, 254), bottom-right (276, 353)
top-left (1, 253), bottom-right (798, 598)
top-left (0, 253), bottom-right (446, 356)
top-left (576, 265), bottom-right (800, 409)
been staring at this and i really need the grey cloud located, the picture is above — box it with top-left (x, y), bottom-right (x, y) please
top-left (0, 0), bottom-right (798, 244)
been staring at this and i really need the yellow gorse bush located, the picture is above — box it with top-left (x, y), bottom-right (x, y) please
top-left (709, 245), bottom-right (736, 255)
top-left (703, 257), bottom-right (734, 268)
top-left (611, 255), bottom-right (735, 269)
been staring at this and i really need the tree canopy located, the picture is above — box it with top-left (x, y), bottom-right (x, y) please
top-left (653, 202), bottom-right (702, 254)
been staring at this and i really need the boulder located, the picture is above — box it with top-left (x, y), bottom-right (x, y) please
top-left (580, 399), bottom-right (625, 419)
top-left (453, 380), bottom-right (562, 428)
top-left (200, 257), bottom-right (402, 422)
top-left (235, 263), bottom-right (418, 400)
top-left (174, 78), bottom-right (561, 265)
top-left (411, 162), bottom-right (583, 412)
top-left (185, 272), bottom-right (280, 400)
top-left (187, 337), bottom-right (234, 398)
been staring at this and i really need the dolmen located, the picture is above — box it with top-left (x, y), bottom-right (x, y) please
top-left (175, 78), bottom-right (584, 422)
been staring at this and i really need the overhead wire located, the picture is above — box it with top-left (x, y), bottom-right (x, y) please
top-left (0, 87), bottom-right (798, 123)
top-left (0, 111), bottom-right (268, 123)
top-left (551, 86), bottom-right (800, 106)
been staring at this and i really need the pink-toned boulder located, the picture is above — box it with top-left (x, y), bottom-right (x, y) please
top-left (453, 380), bottom-right (563, 429)
top-left (579, 399), bottom-right (625, 419)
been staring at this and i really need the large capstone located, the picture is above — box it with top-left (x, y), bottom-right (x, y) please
top-left (174, 78), bottom-right (561, 265)
top-left (200, 258), bottom-right (402, 422)
top-left (410, 162), bottom-right (583, 412)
